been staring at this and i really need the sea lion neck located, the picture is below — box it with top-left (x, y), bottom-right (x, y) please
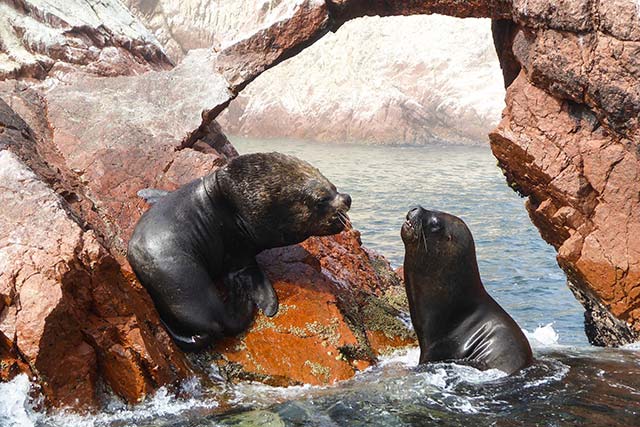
top-left (202, 171), bottom-right (263, 251)
top-left (405, 250), bottom-right (486, 340)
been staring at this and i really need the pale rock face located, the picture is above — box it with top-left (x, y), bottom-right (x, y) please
top-left (125, 0), bottom-right (316, 61)
top-left (0, 0), bottom-right (171, 79)
top-left (218, 15), bottom-right (506, 145)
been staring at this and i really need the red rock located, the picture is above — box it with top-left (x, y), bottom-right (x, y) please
top-left (0, 105), bottom-right (191, 408)
top-left (213, 229), bottom-right (415, 386)
top-left (490, 73), bottom-right (640, 345)
top-left (0, 331), bottom-right (30, 383)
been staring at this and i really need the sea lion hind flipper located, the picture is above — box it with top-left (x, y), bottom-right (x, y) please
top-left (159, 319), bottom-right (214, 352)
top-left (137, 188), bottom-right (171, 204)
top-left (226, 265), bottom-right (279, 317)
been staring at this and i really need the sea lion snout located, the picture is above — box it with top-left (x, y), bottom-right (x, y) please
top-left (406, 206), bottom-right (423, 221)
top-left (402, 207), bottom-right (422, 243)
top-left (402, 207), bottom-right (446, 245)
top-left (339, 193), bottom-right (352, 210)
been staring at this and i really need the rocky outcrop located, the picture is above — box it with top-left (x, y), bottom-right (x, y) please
top-left (0, 100), bottom-right (192, 409)
top-left (2, 0), bottom-right (640, 412)
top-left (0, 0), bottom-right (172, 80)
top-left (489, 6), bottom-right (640, 344)
top-left (218, 15), bottom-right (505, 145)
top-left (0, 0), bottom-right (414, 410)
top-left (212, 231), bottom-right (414, 386)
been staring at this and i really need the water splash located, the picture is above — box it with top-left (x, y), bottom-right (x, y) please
top-left (622, 340), bottom-right (640, 350)
top-left (0, 374), bottom-right (35, 427)
top-left (0, 375), bottom-right (219, 427)
top-left (524, 323), bottom-right (560, 348)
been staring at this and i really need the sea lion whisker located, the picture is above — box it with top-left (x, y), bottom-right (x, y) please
top-left (420, 226), bottom-right (428, 254)
top-left (338, 211), bottom-right (350, 227)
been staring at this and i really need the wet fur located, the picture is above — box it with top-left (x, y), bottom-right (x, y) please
top-left (401, 208), bottom-right (533, 375)
top-left (128, 152), bottom-right (351, 351)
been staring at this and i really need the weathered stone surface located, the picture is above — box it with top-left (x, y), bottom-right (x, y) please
top-left (0, 145), bottom-right (191, 408)
top-left (490, 73), bottom-right (640, 345)
top-left (512, 26), bottom-right (640, 141)
top-left (219, 15), bottom-right (505, 145)
top-left (213, 230), bottom-right (414, 386)
top-left (0, 0), bottom-right (171, 80)
top-left (45, 49), bottom-right (235, 257)
top-left (485, 1), bottom-right (640, 345)
top-left (214, 0), bottom-right (330, 92)
top-left (124, 0), bottom-right (325, 63)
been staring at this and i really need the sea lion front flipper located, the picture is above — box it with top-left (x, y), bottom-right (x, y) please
top-left (226, 264), bottom-right (279, 317)
top-left (137, 188), bottom-right (170, 205)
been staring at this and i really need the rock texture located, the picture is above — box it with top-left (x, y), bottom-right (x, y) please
top-left (0, 100), bottom-right (192, 409)
top-left (0, 0), bottom-right (172, 80)
top-left (0, 0), bottom-right (414, 410)
top-left (490, 5), bottom-right (640, 344)
top-left (218, 15), bottom-right (505, 145)
top-left (124, 0), bottom-right (326, 63)
top-left (212, 231), bottom-right (414, 386)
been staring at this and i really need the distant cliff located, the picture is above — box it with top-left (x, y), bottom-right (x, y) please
top-left (218, 15), bottom-right (505, 145)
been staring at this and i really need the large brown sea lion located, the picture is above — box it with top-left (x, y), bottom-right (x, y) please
top-left (128, 152), bottom-right (351, 351)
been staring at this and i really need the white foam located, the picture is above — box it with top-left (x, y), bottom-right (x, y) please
top-left (621, 341), bottom-right (640, 351)
top-left (229, 381), bottom-right (316, 407)
top-left (523, 323), bottom-right (560, 348)
top-left (377, 346), bottom-right (420, 368)
top-left (0, 375), bottom-right (219, 427)
top-left (523, 359), bottom-right (570, 388)
top-left (420, 363), bottom-right (507, 391)
top-left (0, 374), bottom-right (36, 427)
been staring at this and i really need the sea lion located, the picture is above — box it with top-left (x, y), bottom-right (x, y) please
top-left (401, 207), bottom-right (533, 375)
top-left (128, 152), bottom-right (351, 351)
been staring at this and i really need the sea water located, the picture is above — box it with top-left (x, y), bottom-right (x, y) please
top-left (2, 139), bottom-right (639, 426)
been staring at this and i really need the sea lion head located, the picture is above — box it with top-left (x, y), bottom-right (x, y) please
top-left (401, 207), bottom-right (478, 284)
top-left (216, 152), bottom-right (352, 248)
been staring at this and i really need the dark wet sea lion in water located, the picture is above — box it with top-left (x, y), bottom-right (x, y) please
top-left (401, 207), bottom-right (533, 375)
top-left (128, 152), bottom-right (351, 351)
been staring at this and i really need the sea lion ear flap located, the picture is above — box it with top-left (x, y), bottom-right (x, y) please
top-left (427, 216), bottom-right (443, 233)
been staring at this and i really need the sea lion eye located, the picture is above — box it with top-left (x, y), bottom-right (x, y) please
top-left (317, 195), bottom-right (333, 205)
top-left (427, 216), bottom-right (443, 233)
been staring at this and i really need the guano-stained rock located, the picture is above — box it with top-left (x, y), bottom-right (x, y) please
top-left (0, 0), bottom-right (171, 80)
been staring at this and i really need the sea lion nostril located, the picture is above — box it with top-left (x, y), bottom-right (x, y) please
top-left (407, 207), bottom-right (420, 221)
top-left (342, 193), bottom-right (352, 209)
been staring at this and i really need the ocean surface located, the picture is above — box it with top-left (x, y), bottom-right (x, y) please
top-left (2, 139), bottom-right (639, 426)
